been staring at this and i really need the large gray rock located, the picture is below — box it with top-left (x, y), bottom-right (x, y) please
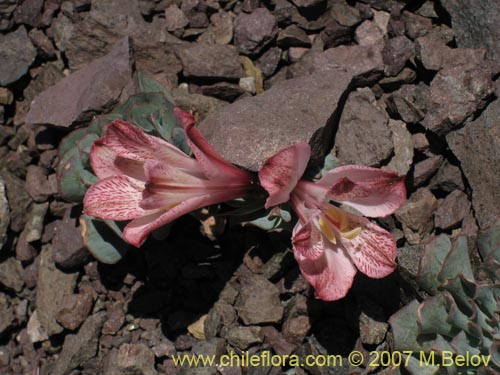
top-left (334, 88), bottom-right (393, 167)
top-left (26, 37), bottom-right (134, 129)
top-left (440, 0), bottom-right (500, 60)
top-left (0, 26), bottom-right (37, 85)
top-left (447, 98), bottom-right (500, 229)
top-left (198, 44), bottom-right (384, 171)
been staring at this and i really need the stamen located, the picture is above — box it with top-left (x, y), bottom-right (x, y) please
top-left (341, 227), bottom-right (361, 239)
top-left (318, 217), bottom-right (336, 244)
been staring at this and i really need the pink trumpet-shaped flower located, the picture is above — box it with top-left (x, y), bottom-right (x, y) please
top-left (84, 109), bottom-right (254, 247)
top-left (259, 143), bottom-right (406, 301)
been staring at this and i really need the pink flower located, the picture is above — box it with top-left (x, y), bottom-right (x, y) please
top-left (259, 142), bottom-right (406, 301)
top-left (84, 109), bottom-right (254, 247)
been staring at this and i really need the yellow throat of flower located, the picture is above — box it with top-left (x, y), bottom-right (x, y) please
top-left (318, 205), bottom-right (362, 244)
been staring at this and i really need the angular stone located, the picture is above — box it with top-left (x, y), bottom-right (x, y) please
top-left (32, 245), bottom-right (79, 340)
top-left (198, 48), bottom-right (383, 171)
top-left (0, 258), bottom-right (24, 292)
top-left (102, 304), bottom-right (125, 335)
top-left (382, 36), bottom-right (414, 76)
top-left (164, 5), bottom-right (188, 31)
top-left (0, 293), bottom-right (14, 335)
top-left (225, 326), bottom-right (262, 350)
top-left (385, 120), bottom-right (413, 175)
top-left (0, 26), bottom-right (37, 85)
top-left (440, 0), bottom-right (500, 60)
top-left (395, 188), bottom-right (437, 245)
top-left (29, 29), bottom-right (57, 59)
top-left (434, 190), bottom-right (471, 230)
top-left (257, 47), bottom-right (282, 77)
top-left (51, 207), bottom-right (89, 269)
top-left (386, 83), bottom-right (428, 124)
top-left (235, 274), bottom-right (283, 325)
top-left (117, 343), bottom-right (158, 375)
top-left (413, 155), bottom-right (442, 187)
top-left (335, 89), bottom-right (393, 166)
top-left (321, 19), bottom-right (352, 48)
top-left (198, 11), bottom-right (234, 46)
top-left (201, 82), bottom-right (245, 102)
top-left (234, 7), bottom-right (277, 55)
top-left (428, 160), bottom-right (464, 193)
top-left (24, 165), bottom-right (58, 202)
top-left (283, 315), bottom-right (311, 345)
top-left (290, 0), bottom-right (324, 8)
top-left (447, 98), bottom-right (500, 229)
top-left (180, 0), bottom-right (208, 28)
top-left (355, 20), bottom-right (384, 46)
top-left (13, 0), bottom-right (43, 26)
top-left (359, 312), bottom-right (388, 345)
top-left (0, 177), bottom-right (8, 250)
top-left (51, 312), bottom-right (107, 375)
top-left (330, 0), bottom-right (361, 27)
top-left (422, 64), bottom-right (497, 135)
top-left (26, 37), bottom-right (134, 129)
top-left (56, 293), bottom-right (94, 330)
top-left (178, 43), bottom-right (243, 80)
top-left (277, 25), bottom-right (311, 48)
top-left (415, 35), bottom-right (487, 71)
top-left (260, 326), bottom-right (296, 356)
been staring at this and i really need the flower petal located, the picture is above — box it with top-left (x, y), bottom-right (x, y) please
top-left (259, 142), bottom-right (311, 208)
top-left (337, 213), bottom-right (397, 278)
top-left (98, 120), bottom-right (199, 171)
top-left (90, 142), bottom-right (146, 182)
top-left (124, 190), bottom-right (243, 247)
top-left (83, 175), bottom-right (155, 220)
top-left (183, 116), bottom-right (253, 183)
top-left (319, 165), bottom-right (406, 217)
top-left (292, 217), bottom-right (325, 261)
top-left (293, 227), bottom-right (357, 301)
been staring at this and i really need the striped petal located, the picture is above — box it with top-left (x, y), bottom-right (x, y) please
top-left (259, 142), bottom-right (311, 208)
top-left (90, 142), bottom-right (146, 182)
top-left (319, 165), bottom-right (406, 217)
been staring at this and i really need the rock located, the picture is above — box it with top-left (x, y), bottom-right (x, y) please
top-left (385, 120), bottom-right (413, 175)
top-left (102, 304), bottom-right (125, 335)
top-left (330, 0), bottom-right (361, 27)
top-left (235, 274), bottom-right (283, 325)
top-left (440, 0), bottom-right (500, 60)
top-left (22, 256), bottom-right (40, 289)
top-left (283, 315), bottom-right (311, 345)
top-left (171, 87), bottom-right (225, 121)
top-left (428, 160), bottom-right (464, 192)
top-left (26, 37), bottom-right (133, 129)
top-left (422, 64), bottom-right (496, 135)
top-left (0, 258), bottom-right (24, 292)
top-left (0, 88), bottom-right (13, 105)
top-left (117, 343), bottom-right (158, 375)
top-left (225, 326), bottom-right (263, 350)
top-left (178, 43), bottom-right (243, 81)
top-left (413, 155), bottom-right (442, 187)
top-left (51, 206), bottom-right (90, 269)
top-left (28, 29), bottom-right (57, 59)
top-left (198, 48), bottom-right (383, 171)
top-left (386, 83), bottom-right (428, 124)
top-left (277, 25), bottom-right (311, 48)
top-left (290, 0), bottom-right (324, 8)
top-left (56, 293), bottom-right (94, 330)
top-left (395, 188), bottom-right (437, 245)
top-left (234, 8), bottom-right (277, 55)
top-left (355, 19), bottom-right (384, 46)
top-left (13, 0), bottom-right (43, 26)
top-left (415, 35), bottom-right (487, 71)
top-left (320, 19), bottom-right (352, 48)
top-left (201, 82), bottom-right (245, 102)
top-left (199, 11), bottom-right (233, 45)
top-left (402, 10), bottom-right (432, 40)
top-left (0, 0), bottom-right (17, 31)
top-left (164, 5), bottom-right (188, 31)
top-left (180, 0), bottom-right (208, 28)
top-left (0, 177), bottom-right (8, 250)
top-left (397, 244), bottom-right (424, 285)
top-left (334, 89), bottom-right (393, 166)
top-left (257, 47), bottom-right (282, 77)
top-left (382, 36), bottom-right (414, 76)
top-left (22, 202), bottom-right (48, 244)
top-left (447, 98), bottom-right (500, 229)
top-left (359, 312), bottom-right (388, 345)
top-left (24, 165), bottom-right (57, 202)
top-left (51, 311), bottom-right (107, 375)
top-left (30, 245), bottom-right (78, 341)
top-left (192, 337), bottom-right (225, 358)
top-left (379, 67), bottom-right (416, 89)
top-left (0, 293), bottom-right (14, 335)
top-left (0, 26), bottom-right (37, 85)
top-left (434, 190), bottom-right (471, 230)
top-left (239, 77), bottom-right (256, 94)
top-left (260, 326), bottom-right (296, 356)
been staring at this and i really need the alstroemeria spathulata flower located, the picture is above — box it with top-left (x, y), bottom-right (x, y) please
top-left (84, 109), bottom-right (254, 247)
top-left (259, 142), bottom-right (406, 301)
